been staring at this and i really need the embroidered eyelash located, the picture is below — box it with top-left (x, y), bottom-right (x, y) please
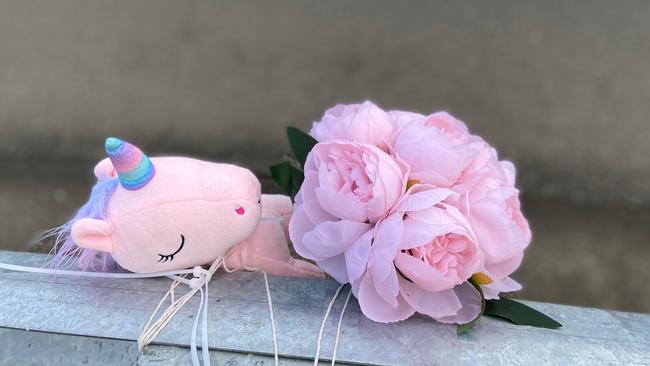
top-left (158, 234), bottom-right (185, 263)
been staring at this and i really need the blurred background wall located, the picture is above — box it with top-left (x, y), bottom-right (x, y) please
top-left (0, 1), bottom-right (648, 312)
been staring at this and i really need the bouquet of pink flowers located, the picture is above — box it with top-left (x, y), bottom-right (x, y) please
top-left (271, 101), bottom-right (560, 332)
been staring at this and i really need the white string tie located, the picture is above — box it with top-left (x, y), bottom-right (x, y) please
top-left (222, 255), bottom-right (279, 366)
top-left (314, 284), bottom-right (352, 366)
top-left (138, 257), bottom-right (223, 366)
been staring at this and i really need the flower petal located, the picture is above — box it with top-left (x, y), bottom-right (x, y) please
top-left (345, 229), bottom-right (374, 282)
top-left (394, 252), bottom-right (456, 292)
top-left (436, 282), bottom-right (483, 324)
top-left (301, 171), bottom-right (336, 224)
top-left (317, 254), bottom-right (349, 284)
top-left (397, 187), bottom-right (453, 212)
top-left (288, 204), bottom-right (317, 260)
top-left (358, 272), bottom-right (415, 323)
top-left (485, 252), bottom-right (524, 280)
top-left (369, 213), bottom-right (404, 305)
top-left (398, 276), bottom-right (462, 319)
top-left (315, 185), bottom-right (368, 222)
top-left (302, 220), bottom-right (373, 262)
top-left (482, 276), bottom-right (522, 300)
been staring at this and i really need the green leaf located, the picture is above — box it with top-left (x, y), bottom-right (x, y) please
top-left (286, 127), bottom-right (317, 169)
top-left (270, 162), bottom-right (293, 196)
top-left (270, 161), bottom-right (305, 199)
top-left (484, 298), bottom-right (562, 329)
top-left (289, 165), bottom-right (304, 198)
top-left (457, 278), bottom-right (486, 335)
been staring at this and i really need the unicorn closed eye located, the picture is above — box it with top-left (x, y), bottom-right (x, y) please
top-left (49, 137), bottom-right (322, 278)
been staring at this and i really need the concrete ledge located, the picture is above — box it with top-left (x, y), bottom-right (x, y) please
top-left (0, 250), bottom-right (648, 365)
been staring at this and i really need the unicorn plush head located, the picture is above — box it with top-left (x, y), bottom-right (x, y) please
top-left (53, 137), bottom-right (263, 273)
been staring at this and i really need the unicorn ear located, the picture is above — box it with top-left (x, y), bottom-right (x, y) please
top-left (93, 158), bottom-right (117, 180)
top-left (71, 218), bottom-right (115, 253)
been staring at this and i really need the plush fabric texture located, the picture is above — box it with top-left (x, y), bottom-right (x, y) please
top-left (71, 154), bottom-right (262, 273)
top-left (61, 138), bottom-right (321, 277)
top-left (225, 194), bottom-right (323, 278)
top-left (52, 137), bottom-right (274, 275)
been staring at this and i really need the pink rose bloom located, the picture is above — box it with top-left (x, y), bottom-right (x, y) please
top-left (354, 186), bottom-right (484, 323)
top-left (289, 140), bottom-right (406, 269)
top-left (391, 112), bottom-right (488, 187)
top-left (310, 101), bottom-right (394, 148)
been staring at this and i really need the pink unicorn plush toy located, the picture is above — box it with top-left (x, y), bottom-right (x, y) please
top-left (52, 137), bottom-right (322, 278)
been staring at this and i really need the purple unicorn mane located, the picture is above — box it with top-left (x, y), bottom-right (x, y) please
top-left (45, 177), bottom-right (119, 271)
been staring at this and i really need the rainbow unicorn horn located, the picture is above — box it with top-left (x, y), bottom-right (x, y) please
top-left (105, 137), bottom-right (156, 190)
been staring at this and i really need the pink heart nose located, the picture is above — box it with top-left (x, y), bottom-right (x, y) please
top-left (235, 207), bottom-right (245, 215)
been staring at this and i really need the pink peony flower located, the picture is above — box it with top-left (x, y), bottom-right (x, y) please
top-left (289, 140), bottom-right (406, 267)
top-left (387, 110), bottom-right (425, 130)
top-left (310, 101), bottom-right (394, 148)
top-left (420, 111), bottom-right (471, 144)
top-left (391, 112), bottom-right (488, 187)
top-left (447, 160), bottom-right (531, 280)
top-left (354, 186), bottom-right (484, 323)
top-left (288, 104), bottom-right (531, 325)
top-left (396, 187), bottom-right (483, 292)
